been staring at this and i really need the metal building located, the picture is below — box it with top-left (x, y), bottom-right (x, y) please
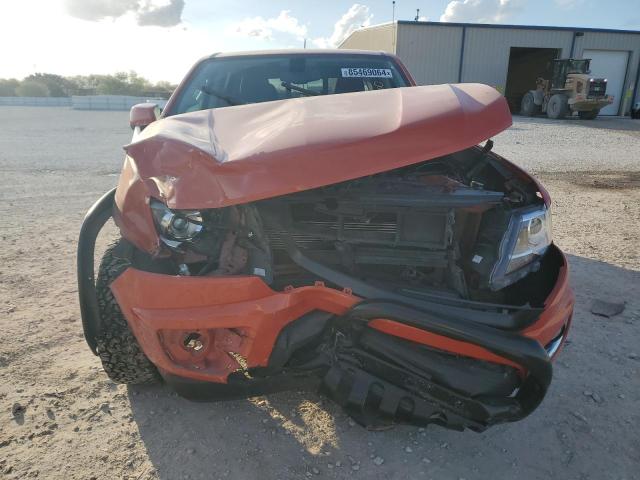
top-left (340, 21), bottom-right (640, 116)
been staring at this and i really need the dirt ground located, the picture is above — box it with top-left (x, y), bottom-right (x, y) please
top-left (1, 108), bottom-right (639, 480)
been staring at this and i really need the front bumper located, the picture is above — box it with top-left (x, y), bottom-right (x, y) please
top-left (110, 245), bottom-right (572, 383)
top-left (569, 96), bottom-right (613, 110)
top-left (109, 246), bottom-right (572, 430)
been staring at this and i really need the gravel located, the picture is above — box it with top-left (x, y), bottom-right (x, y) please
top-left (0, 107), bottom-right (639, 480)
top-left (493, 115), bottom-right (640, 173)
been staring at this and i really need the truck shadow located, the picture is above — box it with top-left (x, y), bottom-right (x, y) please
top-left (128, 254), bottom-right (639, 480)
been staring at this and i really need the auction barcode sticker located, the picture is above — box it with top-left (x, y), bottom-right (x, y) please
top-left (341, 68), bottom-right (393, 78)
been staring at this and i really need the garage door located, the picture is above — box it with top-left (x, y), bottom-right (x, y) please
top-left (583, 49), bottom-right (629, 115)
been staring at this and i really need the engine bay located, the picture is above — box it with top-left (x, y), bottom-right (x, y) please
top-left (149, 145), bottom-right (553, 306)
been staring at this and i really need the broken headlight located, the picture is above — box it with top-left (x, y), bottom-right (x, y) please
top-left (150, 199), bottom-right (203, 246)
top-left (471, 205), bottom-right (552, 290)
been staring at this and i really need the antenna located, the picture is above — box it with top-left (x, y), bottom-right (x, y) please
top-left (392, 1), bottom-right (396, 23)
top-left (415, 8), bottom-right (420, 21)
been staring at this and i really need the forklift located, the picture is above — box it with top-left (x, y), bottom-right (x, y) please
top-left (520, 58), bottom-right (613, 120)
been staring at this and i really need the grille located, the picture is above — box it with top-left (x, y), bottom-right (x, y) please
top-left (266, 221), bottom-right (398, 249)
top-left (588, 80), bottom-right (607, 97)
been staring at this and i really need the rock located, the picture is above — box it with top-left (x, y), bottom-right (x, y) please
top-left (583, 391), bottom-right (603, 403)
top-left (186, 448), bottom-right (195, 454)
top-left (571, 411), bottom-right (588, 423)
top-left (590, 299), bottom-right (625, 318)
top-left (373, 456), bottom-right (384, 466)
top-left (422, 457), bottom-right (431, 463)
top-left (404, 446), bottom-right (413, 453)
top-left (351, 464), bottom-right (360, 471)
top-left (312, 467), bottom-right (320, 475)
top-left (327, 463), bottom-right (334, 469)
top-left (11, 402), bottom-right (26, 418)
top-left (348, 419), bottom-right (356, 427)
top-left (628, 353), bottom-right (638, 360)
top-left (335, 461), bottom-right (342, 467)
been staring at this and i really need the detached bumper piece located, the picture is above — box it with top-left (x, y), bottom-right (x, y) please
top-left (321, 301), bottom-right (551, 431)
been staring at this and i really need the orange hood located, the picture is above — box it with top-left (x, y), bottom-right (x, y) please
top-left (123, 83), bottom-right (511, 210)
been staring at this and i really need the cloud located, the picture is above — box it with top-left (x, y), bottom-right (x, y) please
top-left (138, 0), bottom-right (185, 27)
top-left (64, 0), bottom-right (185, 27)
top-left (440, 0), bottom-right (525, 23)
top-left (313, 4), bottom-right (373, 48)
top-left (229, 10), bottom-right (307, 41)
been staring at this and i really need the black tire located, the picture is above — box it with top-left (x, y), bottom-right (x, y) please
top-left (520, 92), bottom-right (539, 116)
top-left (95, 240), bottom-right (161, 384)
top-left (547, 94), bottom-right (569, 119)
top-left (578, 109), bottom-right (599, 120)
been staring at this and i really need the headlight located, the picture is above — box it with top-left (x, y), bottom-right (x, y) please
top-left (150, 199), bottom-right (203, 245)
top-left (504, 207), bottom-right (552, 274)
top-left (470, 205), bottom-right (553, 291)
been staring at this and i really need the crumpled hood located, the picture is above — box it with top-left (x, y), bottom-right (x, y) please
top-left (124, 83), bottom-right (511, 210)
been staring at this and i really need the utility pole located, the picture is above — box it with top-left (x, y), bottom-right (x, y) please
top-left (303, 38), bottom-right (307, 49)
top-left (392, 1), bottom-right (396, 52)
top-left (415, 8), bottom-right (420, 21)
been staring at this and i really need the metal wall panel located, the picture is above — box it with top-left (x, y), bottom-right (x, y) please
top-left (461, 28), bottom-right (574, 93)
top-left (575, 32), bottom-right (640, 114)
top-left (395, 24), bottom-right (463, 85)
top-left (339, 24), bottom-right (396, 53)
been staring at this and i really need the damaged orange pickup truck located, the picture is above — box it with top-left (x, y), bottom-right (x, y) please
top-left (78, 50), bottom-right (574, 431)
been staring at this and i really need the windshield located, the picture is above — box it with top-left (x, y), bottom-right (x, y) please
top-left (566, 59), bottom-right (590, 74)
top-left (168, 54), bottom-right (410, 115)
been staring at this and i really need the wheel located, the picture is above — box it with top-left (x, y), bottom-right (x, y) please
top-left (520, 92), bottom-right (539, 116)
top-left (578, 110), bottom-right (599, 120)
top-left (546, 94), bottom-right (569, 119)
top-left (95, 240), bottom-right (161, 384)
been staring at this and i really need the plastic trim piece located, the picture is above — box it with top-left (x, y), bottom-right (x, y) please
top-left (77, 188), bottom-right (116, 354)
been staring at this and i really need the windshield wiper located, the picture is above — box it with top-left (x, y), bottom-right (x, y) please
top-left (281, 81), bottom-right (319, 97)
top-left (199, 85), bottom-right (244, 106)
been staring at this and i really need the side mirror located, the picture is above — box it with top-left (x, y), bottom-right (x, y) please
top-left (129, 103), bottom-right (160, 130)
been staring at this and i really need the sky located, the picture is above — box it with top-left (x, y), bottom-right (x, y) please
top-left (1, 0), bottom-right (638, 83)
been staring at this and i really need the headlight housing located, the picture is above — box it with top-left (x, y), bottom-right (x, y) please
top-left (471, 205), bottom-right (552, 291)
top-left (150, 199), bottom-right (203, 247)
top-left (505, 208), bottom-right (552, 274)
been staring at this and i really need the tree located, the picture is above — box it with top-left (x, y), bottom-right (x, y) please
top-left (0, 78), bottom-right (19, 96)
top-left (1, 71), bottom-right (173, 97)
top-left (15, 80), bottom-right (49, 97)
top-left (25, 73), bottom-right (78, 97)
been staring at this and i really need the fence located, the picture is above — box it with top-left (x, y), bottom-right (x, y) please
top-left (0, 96), bottom-right (72, 106)
top-left (71, 95), bottom-right (168, 111)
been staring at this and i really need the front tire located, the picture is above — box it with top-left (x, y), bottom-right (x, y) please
top-left (547, 94), bottom-right (569, 119)
top-left (95, 240), bottom-right (161, 385)
top-left (520, 92), bottom-right (539, 116)
top-left (578, 109), bottom-right (599, 120)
